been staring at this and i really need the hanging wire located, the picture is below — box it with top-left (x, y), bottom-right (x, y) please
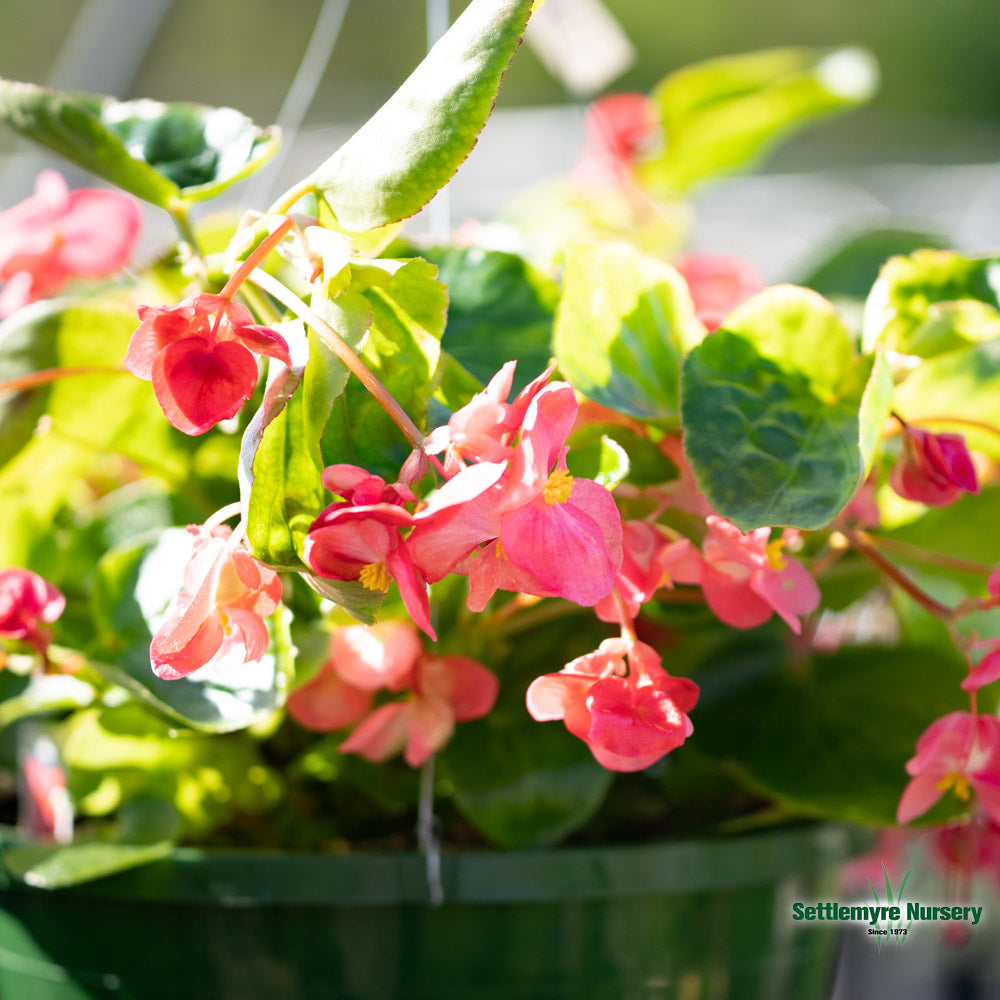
top-left (242, 0), bottom-right (351, 210)
top-left (425, 0), bottom-right (452, 242)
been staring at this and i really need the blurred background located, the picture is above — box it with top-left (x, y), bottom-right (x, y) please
top-left (2, 0), bottom-right (1000, 279)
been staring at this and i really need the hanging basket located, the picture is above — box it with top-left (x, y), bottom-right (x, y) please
top-left (0, 823), bottom-right (865, 1000)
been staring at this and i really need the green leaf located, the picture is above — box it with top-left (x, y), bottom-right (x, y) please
top-left (892, 340), bottom-right (1000, 458)
top-left (322, 258), bottom-right (447, 478)
top-left (682, 287), bottom-right (892, 529)
top-left (2, 840), bottom-right (174, 889)
top-left (89, 531), bottom-right (287, 733)
top-left (308, 0), bottom-right (534, 230)
top-left (862, 249), bottom-right (1000, 356)
top-left (553, 242), bottom-right (704, 421)
top-left (796, 227), bottom-right (948, 300)
top-left (443, 713), bottom-right (613, 849)
top-left (692, 636), bottom-right (970, 825)
top-left (419, 245), bottom-right (557, 391)
top-left (639, 46), bottom-right (878, 193)
top-left (0, 79), bottom-right (278, 206)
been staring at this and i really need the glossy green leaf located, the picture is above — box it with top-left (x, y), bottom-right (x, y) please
top-left (0, 79), bottom-right (278, 206)
top-left (692, 636), bottom-right (970, 825)
top-left (443, 713), bottom-right (613, 849)
top-left (862, 249), bottom-right (1000, 355)
top-left (681, 287), bottom-right (892, 529)
top-left (418, 245), bottom-right (557, 391)
top-left (308, 0), bottom-right (534, 229)
top-left (89, 531), bottom-right (288, 733)
top-left (2, 840), bottom-right (174, 889)
top-left (639, 46), bottom-right (878, 192)
top-left (553, 242), bottom-right (704, 421)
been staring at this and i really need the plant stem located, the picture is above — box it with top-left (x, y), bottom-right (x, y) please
top-left (220, 216), bottom-right (296, 300)
top-left (844, 527), bottom-right (953, 620)
top-left (0, 365), bottom-right (125, 394)
top-left (247, 267), bottom-right (437, 458)
top-left (860, 533), bottom-right (994, 576)
top-left (167, 202), bottom-right (209, 288)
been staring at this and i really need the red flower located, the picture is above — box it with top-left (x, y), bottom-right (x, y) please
top-left (889, 426), bottom-right (978, 507)
top-left (575, 93), bottom-right (659, 186)
top-left (0, 170), bottom-right (141, 316)
top-left (527, 638), bottom-right (698, 772)
top-left (150, 525), bottom-right (283, 680)
top-left (125, 293), bottom-right (290, 435)
top-left (0, 568), bottom-right (65, 655)
top-left (303, 466), bottom-right (435, 639)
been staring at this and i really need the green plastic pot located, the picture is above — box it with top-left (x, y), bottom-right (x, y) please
top-left (0, 824), bottom-right (863, 1000)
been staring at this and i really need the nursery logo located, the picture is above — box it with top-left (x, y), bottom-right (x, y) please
top-left (790, 867), bottom-right (985, 953)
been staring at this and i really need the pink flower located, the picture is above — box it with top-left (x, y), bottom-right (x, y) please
top-left (410, 381), bottom-right (623, 611)
top-left (125, 293), bottom-right (291, 435)
top-left (575, 93), bottom-right (658, 186)
top-left (897, 712), bottom-right (1000, 825)
top-left (303, 466), bottom-right (435, 639)
top-left (286, 621), bottom-right (422, 732)
top-left (150, 525), bottom-right (283, 680)
top-left (422, 361), bottom-right (553, 475)
top-left (674, 254), bottom-right (763, 332)
top-left (341, 650), bottom-right (499, 767)
top-left (690, 516), bottom-right (820, 633)
top-left (0, 568), bottom-right (65, 654)
top-left (527, 638), bottom-right (698, 772)
top-left (889, 426), bottom-right (979, 507)
top-left (0, 170), bottom-right (141, 317)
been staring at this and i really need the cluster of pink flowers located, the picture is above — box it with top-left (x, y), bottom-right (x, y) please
top-left (287, 621), bottom-right (497, 767)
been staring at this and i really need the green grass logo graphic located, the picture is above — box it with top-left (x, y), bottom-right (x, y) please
top-left (867, 865), bottom-right (913, 951)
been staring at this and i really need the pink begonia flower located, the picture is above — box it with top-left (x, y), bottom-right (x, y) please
top-left (0, 170), bottom-right (141, 317)
top-left (125, 293), bottom-right (291, 435)
top-left (341, 651), bottom-right (499, 767)
top-left (897, 712), bottom-right (1000, 825)
top-left (593, 522), bottom-right (701, 623)
top-left (422, 361), bottom-right (553, 475)
top-left (575, 93), bottom-right (659, 186)
top-left (286, 621), bottom-right (423, 732)
top-left (963, 640), bottom-right (1000, 692)
top-left (527, 638), bottom-right (698, 772)
top-left (674, 254), bottom-right (764, 332)
top-left (0, 568), bottom-right (65, 655)
top-left (889, 426), bottom-right (979, 507)
top-left (150, 525), bottom-right (283, 680)
top-left (303, 466), bottom-right (435, 639)
top-left (687, 515), bottom-right (820, 634)
top-left (410, 381), bottom-right (623, 612)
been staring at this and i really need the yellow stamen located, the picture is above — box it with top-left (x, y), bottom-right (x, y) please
top-left (494, 537), bottom-right (507, 561)
top-left (359, 562), bottom-right (390, 592)
top-left (936, 771), bottom-right (972, 802)
top-left (544, 467), bottom-right (574, 505)
top-left (766, 537), bottom-right (787, 571)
